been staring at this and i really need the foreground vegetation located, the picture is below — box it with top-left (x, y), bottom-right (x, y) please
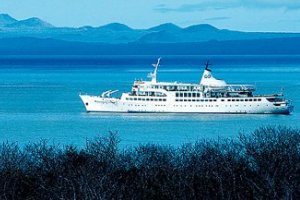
top-left (0, 126), bottom-right (300, 199)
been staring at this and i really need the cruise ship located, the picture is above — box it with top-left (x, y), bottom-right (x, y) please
top-left (79, 59), bottom-right (293, 114)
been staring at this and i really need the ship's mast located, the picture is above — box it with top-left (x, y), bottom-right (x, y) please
top-left (205, 60), bottom-right (212, 72)
top-left (148, 58), bottom-right (161, 83)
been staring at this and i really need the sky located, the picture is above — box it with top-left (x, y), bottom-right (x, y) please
top-left (1, 0), bottom-right (300, 32)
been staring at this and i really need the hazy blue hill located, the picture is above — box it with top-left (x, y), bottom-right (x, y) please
top-left (140, 24), bottom-right (300, 43)
top-left (81, 23), bottom-right (146, 43)
top-left (1, 13), bottom-right (300, 44)
top-left (184, 24), bottom-right (219, 32)
top-left (1, 13), bottom-right (300, 51)
top-left (148, 23), bottom-right (182, 32)
top-left (139, 24), bottom-right (225, 43)
top-left (5, 17), bottom-right (54, 28)
top-left (0, 14), bottom-right (17, 26)
top-left (98, 23), bottom-right (133, 31)
top-left (138, 23), bottom-right (182, 43)
top-left (138, 30), bottom-right (182, 43)
top-left (1, 37), bottom-right (300, 55)
top-left (137, 23), bottom-right (300, 43)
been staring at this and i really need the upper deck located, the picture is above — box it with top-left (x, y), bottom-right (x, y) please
top-left (131, 58), bottom-right (255, 95)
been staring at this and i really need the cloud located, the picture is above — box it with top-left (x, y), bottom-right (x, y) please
top-left (243, 0), bottom-right (300, 10)
top-left (204, 17), bottom-right (231, 21)
top-left (154, 1), bottom-right (300, 13)
top-left (154, 3), bottom-right (235, 13)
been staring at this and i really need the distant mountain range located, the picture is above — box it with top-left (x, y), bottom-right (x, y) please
top-left (1, 13), bottom-right (300, 44)
top-left (1, 14), bottom-right (300, 55)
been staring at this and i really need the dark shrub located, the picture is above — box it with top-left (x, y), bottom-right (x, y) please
top-left (0, 126), bottom-right (299, 199)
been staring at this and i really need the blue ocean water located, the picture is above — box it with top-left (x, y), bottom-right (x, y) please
top-left (0, 55), bottom-right (299, 147)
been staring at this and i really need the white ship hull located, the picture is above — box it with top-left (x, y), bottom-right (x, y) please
top-left (80, 95), bottom-right (293, 114)
top-left (79, 59), bottom-right (294, 115)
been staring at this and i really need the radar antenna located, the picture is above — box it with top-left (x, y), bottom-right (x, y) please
top-left (148, 57), bottom-right (161, 83)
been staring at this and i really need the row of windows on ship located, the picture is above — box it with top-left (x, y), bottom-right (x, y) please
top-left (176, 98), bottom-right (262, 102)
top-left (125, 97), bottom-right (262, 102)
top-left (175, 92), bottom-right (252, 98)
top-left (133, 84), bottom-right (202, 91)
top-left (131, 92), bottom-right (205, 97)
top-left (131, 91), bottom-right (167, 97)
top-left (131, 91), bottom-right (252, 99)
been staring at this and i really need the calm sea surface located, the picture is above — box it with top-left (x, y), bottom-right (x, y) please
top-left (0, 55), bottom-right (299, 147)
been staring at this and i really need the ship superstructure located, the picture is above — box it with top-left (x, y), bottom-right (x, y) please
top-left (80, 59), bottom-right (293, 114)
